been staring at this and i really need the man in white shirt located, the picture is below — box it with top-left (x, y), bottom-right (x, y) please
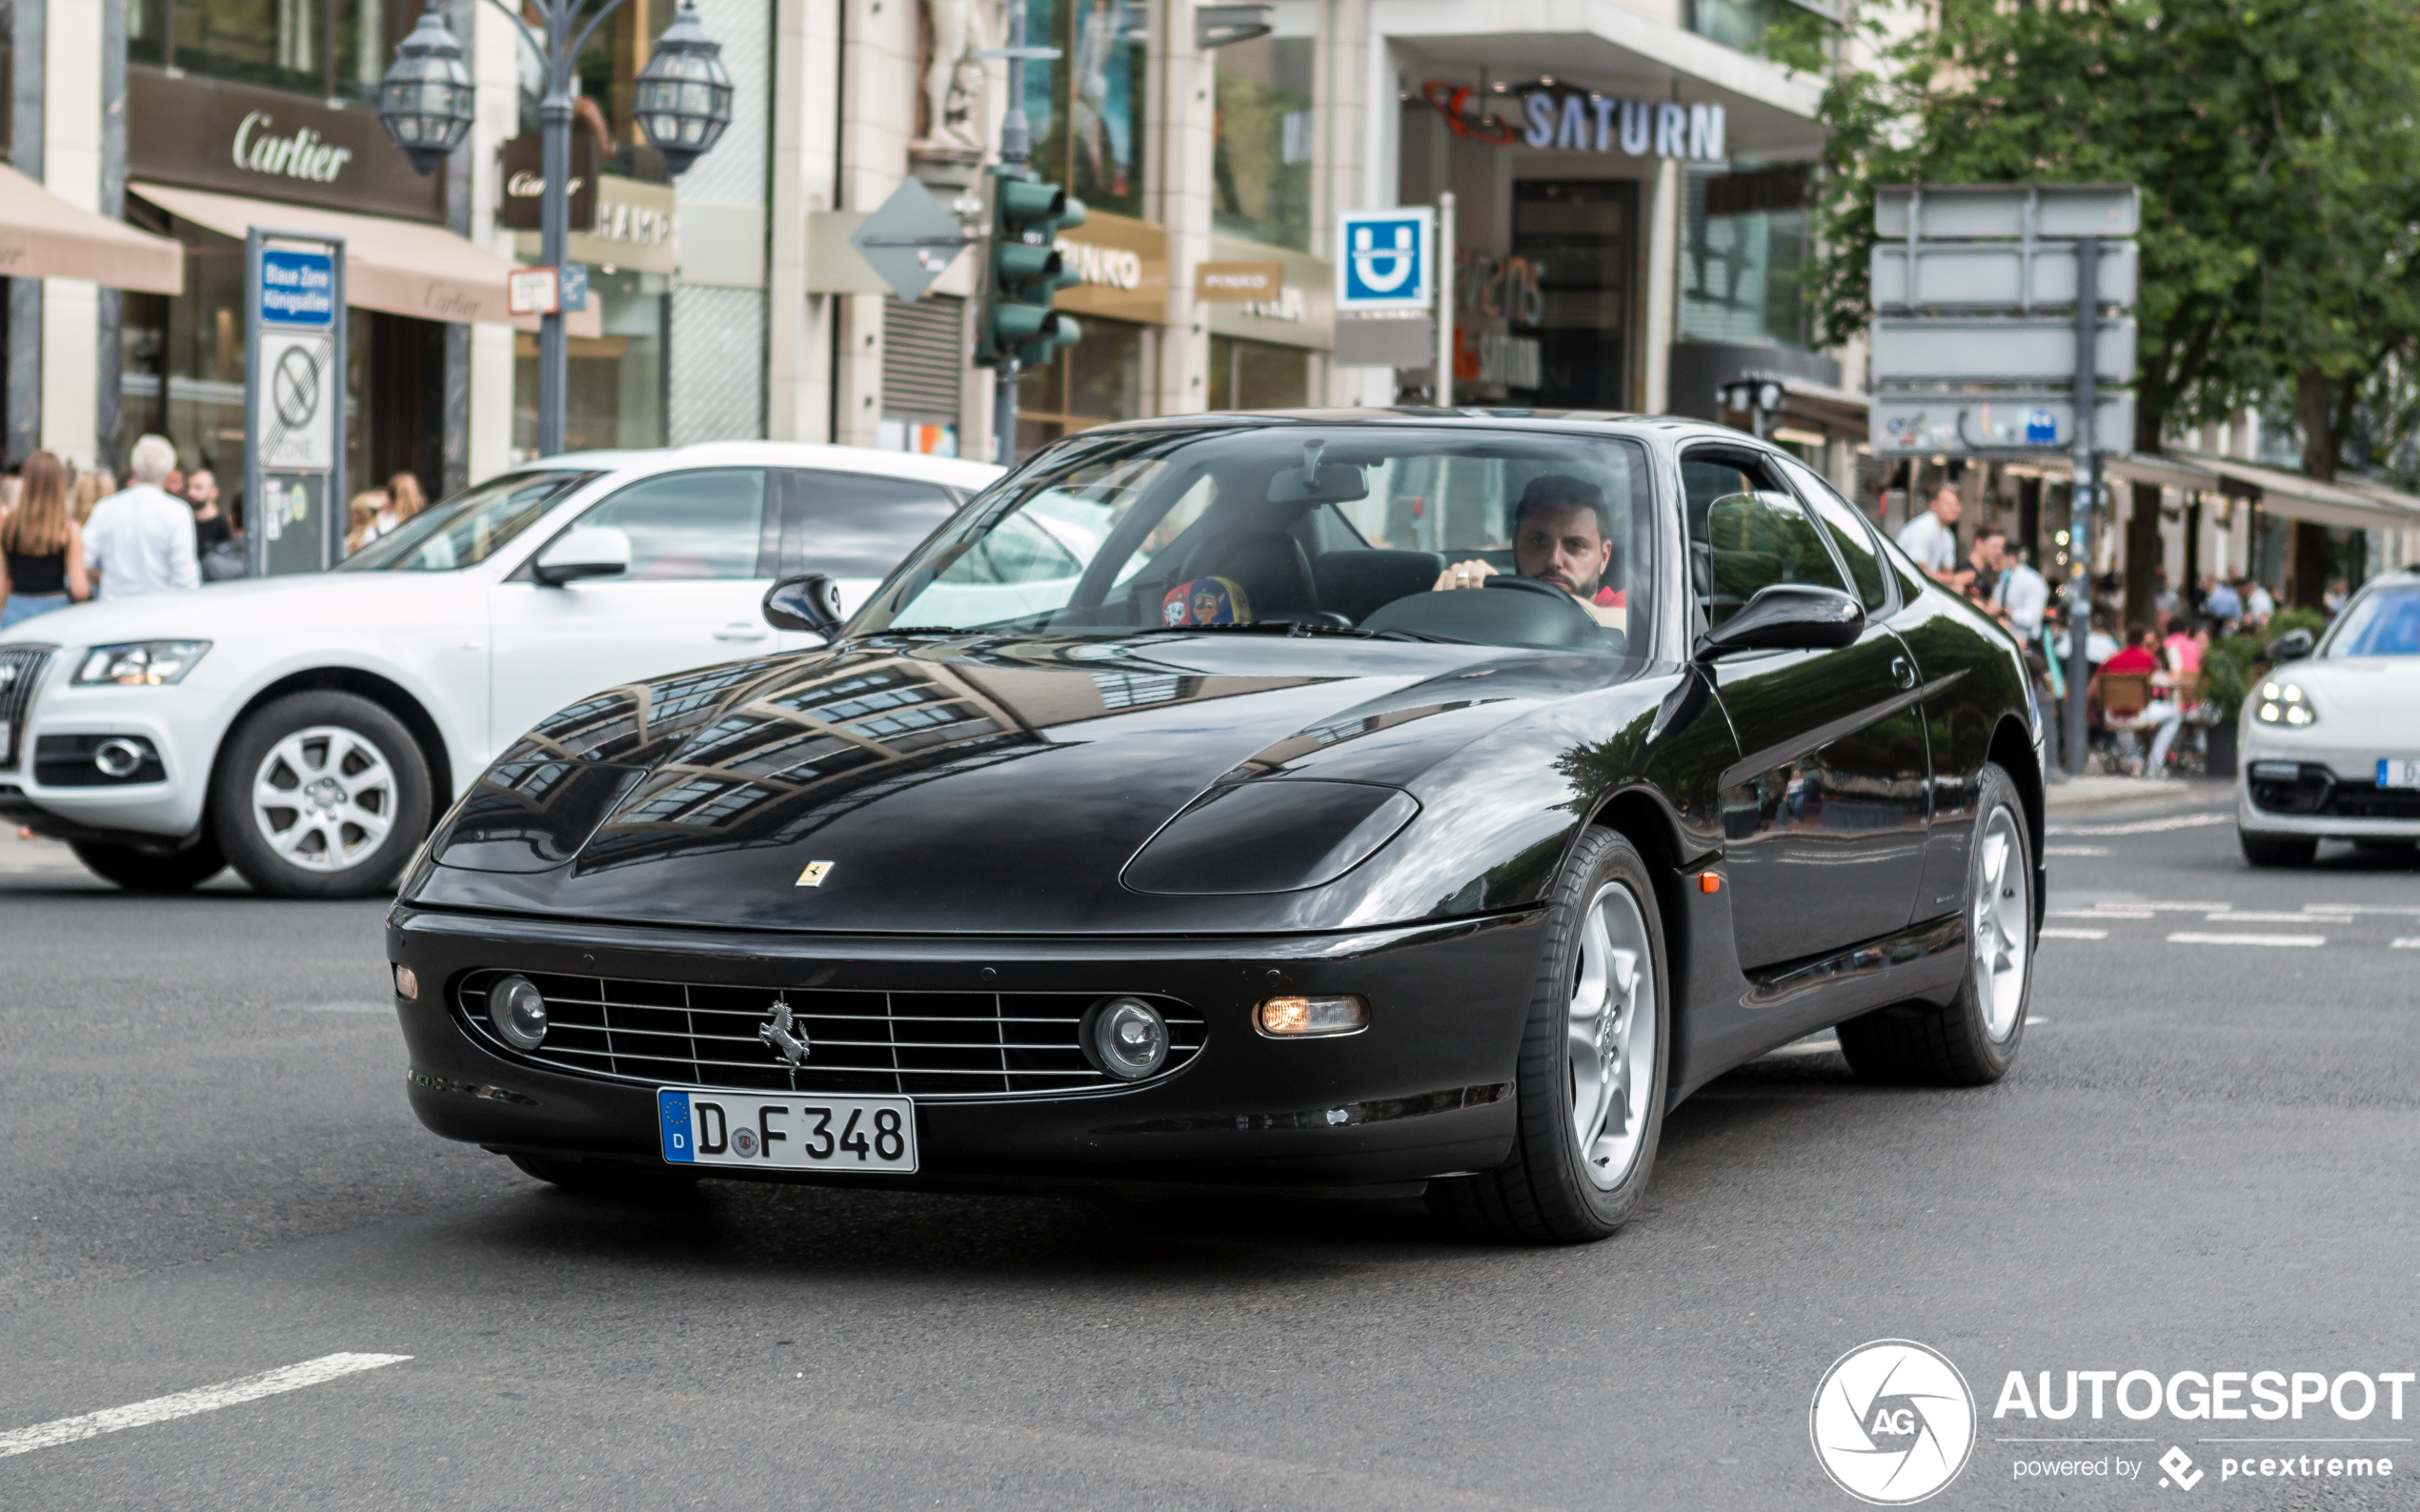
top-left (83, 434), bottom-right (200, 600)
top-left (2000, 547), bottom-right (2050, 638)
top-left (1895, 486), bottom-right (1966, 588)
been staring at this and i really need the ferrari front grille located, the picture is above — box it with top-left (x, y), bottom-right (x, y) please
top-left (454, 969), bottom-right (1204, 1098)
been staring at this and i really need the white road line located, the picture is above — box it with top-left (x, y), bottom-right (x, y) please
top-left (2167, 931), bottom-right (2326, 948)
top-left (2394, 938), bottom-right (2420, 950)
top-left (2045, 846), bottom-right (2110, 857)
top-left (2205, 911), bottom-right (2354, 924)
top-left (2040, 927), bottom-right (2109, 940)
top-left (2047, 908), bottom-right (2149, 918)
top-left (2047, 813), bottom-right (2232, 837)
top-left (0, 1353), bottom-right (409, 1460)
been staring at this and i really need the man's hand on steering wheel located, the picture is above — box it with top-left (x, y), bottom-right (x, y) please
top-left (1435, 559), bottom-right (1499, 591)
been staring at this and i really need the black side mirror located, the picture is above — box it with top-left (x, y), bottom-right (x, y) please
top-left (762, 573), bottom-right (844, 635)
top-left (1694, 584), bottom-right (1865, 660)
top-left (2265, 628), bottom-right (2315, 662)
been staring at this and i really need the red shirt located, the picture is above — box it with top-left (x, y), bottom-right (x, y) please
top-left (2100, 646), bottom-right (2158, 675)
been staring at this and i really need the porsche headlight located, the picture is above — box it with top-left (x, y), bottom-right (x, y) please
top-left (2252, 679), bottom-right (2317, 728)
top-left (72, 640), bottom-right (212, 686)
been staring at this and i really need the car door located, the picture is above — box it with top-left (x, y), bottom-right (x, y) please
top-left (1685, 446), bottom-right (1930, 969)
top-left (772, 467), bottom-right (964, 647)
top-left (488, 467), bottom-right (777, 746)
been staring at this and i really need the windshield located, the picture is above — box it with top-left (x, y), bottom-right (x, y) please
top-left (2327, 584), bottom-right (2420, 656)
top-left (859, 425), bottom-right (1656, 653)
top-left (337, 471), bottom-right (594, 572)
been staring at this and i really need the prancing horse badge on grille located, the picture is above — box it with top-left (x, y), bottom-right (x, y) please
top-left (759, 995), bottom-right (811, 1066)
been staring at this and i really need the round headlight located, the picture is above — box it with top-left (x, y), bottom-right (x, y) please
top-left (488, 974), bottom-right (549, 1050)
top-left (1087, 996), bottom-right (1169, 1080)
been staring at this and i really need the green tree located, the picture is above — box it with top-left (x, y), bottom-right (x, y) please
top-left (1806, 0), bottom-right (2420, 618)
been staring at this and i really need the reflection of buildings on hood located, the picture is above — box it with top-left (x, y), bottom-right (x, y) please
top-left (470, 646), bottom-right (1317, 869)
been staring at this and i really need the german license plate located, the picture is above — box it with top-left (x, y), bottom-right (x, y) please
top-left (656, 1088), bottom-right (918, 1173)
top-left (2379, 759), bottom-right (2420, 789)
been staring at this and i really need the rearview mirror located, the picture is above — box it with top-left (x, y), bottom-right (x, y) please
top-left (762, 573), bottom-right (844, 635)
top-left (1694, 584), bottom-right (1865, 660)
top-left (2265, 628), bottom-right (2315, 662)
top-left (531, 526), bottom-right (631, 586)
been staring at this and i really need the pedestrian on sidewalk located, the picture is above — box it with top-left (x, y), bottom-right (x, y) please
top-left (0, 450), bottom-right (91, 628)
top-left (83, 435), bottom-right (200, 600)
top-left (1895, 485), bottom-right (1966, 589)
top-left (2096, 625), bottom-right (2181, 776)
top-left (68, 467), bottom-right (113, 526)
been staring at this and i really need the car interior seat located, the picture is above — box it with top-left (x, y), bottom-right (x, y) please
top-left (1314, 549), bottom-right (1446, 624)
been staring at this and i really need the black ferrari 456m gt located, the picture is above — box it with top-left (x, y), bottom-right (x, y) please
top-left (389, 412), bottom-right (2045, 1243)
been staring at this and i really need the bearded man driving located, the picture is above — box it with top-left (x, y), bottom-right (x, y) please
top-left (1432, 474), bottom-right (1626, 630)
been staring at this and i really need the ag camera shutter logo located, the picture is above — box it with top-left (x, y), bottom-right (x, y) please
top-left (1811, 1340), bottom-right (1977, 1504)
top-left (1336, 209), bottom-right (1433, 312)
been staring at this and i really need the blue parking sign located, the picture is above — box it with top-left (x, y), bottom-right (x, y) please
top-left (1337, 209), bottom-right (1434, 312)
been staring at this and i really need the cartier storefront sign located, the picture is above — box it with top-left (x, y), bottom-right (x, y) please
top-left (130, 65), bottom-right (445, 223)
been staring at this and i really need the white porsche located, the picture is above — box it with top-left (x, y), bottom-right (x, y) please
top-left (2237, 564), bottom-right (2420, 865)
top-left (0, 442), bottom-right (998, 896)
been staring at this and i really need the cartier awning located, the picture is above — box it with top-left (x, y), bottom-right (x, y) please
top-left (130, 181), bottom-right (599, 334)
top-left (0, 164), bottom-right (184, 293)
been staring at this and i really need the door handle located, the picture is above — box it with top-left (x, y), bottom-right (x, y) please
top-left (715, 621), bottom-right (772, 642)
top-left (1891, 655), bottom-right (1917, 690)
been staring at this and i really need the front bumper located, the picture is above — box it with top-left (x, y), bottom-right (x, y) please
top-left (388, 905), bottom-right (1549, 1190)
top-left (0, 674), bottom-right (227, 845)
top-left (2237, 744), bottom-right (2420, 840)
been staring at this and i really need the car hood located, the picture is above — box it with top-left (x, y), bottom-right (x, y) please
top-left (404, 634), bottom-right (1656, 934)
top-left (0, 572), bottom-right (477, 650)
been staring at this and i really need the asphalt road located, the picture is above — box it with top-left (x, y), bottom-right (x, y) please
top-left (3, 787), bottom-right (2416, 1510)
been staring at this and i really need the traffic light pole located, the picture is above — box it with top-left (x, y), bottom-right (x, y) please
top-left (990, 2), bottom-right (1034, 467)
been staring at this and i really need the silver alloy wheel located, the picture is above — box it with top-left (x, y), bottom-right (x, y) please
top-left (1567, 880), bottom-right (1658, 1190)
top-left (1971, 803), bottom-right (2030, 1041)
top-left (250, 724), bottom-right (397, 873)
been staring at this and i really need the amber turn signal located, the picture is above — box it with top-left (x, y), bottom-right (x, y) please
top-left (1697, 872), bottom-right (1722, 894)
top-left (393, 964), bottom-right (419, 1000)
top-left (1257, 995), bottom-right (1370, 1038)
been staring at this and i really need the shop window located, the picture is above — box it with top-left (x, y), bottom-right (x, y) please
top-left (1213, 26), bottom-right (1315, 251)
top-left (1020, 0), bottom-right (1146, 218)
top-left (513, 268), bottom-right (667, 461)
top-left (1208, 336), bottom-right (1309, 411)
top-left (1017, 315), bottom-right (1147, 454)
top-left (549, 0), bottom-right (673, 182)
top-left (1687, 0), bottom-right (1774, 51)
top-left (135, 0), bottom-right (408, 104)
top-left (1513, 180), bottom-right (1634, 411)
top-left (1682, 163), bottom-right (1813, 350)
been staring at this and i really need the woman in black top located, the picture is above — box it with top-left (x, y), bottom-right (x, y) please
top-left (1, 450), bottom-right (91, 628)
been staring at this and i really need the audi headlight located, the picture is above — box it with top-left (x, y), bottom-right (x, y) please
top-left (2252, 679), bottom-right (2317, 727)
top-left (73, 640), bottom-right (212, 686)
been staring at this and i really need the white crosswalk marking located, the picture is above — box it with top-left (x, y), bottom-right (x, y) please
top-left (2040, 927), bottom-right (2108, 940)
top-left (2167, 932), bottom-right (2326, 948)
top-left (0, 1354), bottom-right (410, 1459)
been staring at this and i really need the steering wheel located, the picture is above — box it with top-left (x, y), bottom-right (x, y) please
top-left (1485, 574), bottom-right (1577, 602)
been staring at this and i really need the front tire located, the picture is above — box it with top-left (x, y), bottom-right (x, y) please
top-left (71, 837), bottom-right (227, 893)
top-left (2239, 830), bottom-right (2319, 868)
top-left (1429, 826), bottom-right (1668, 1245)
top-left (1838, 761), bottom-right (2033, 1086)
top-left (210, 692), bottom-right (432, 898)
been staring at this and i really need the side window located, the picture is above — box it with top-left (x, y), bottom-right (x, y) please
top-left (1774, 454), bottom-right (1889, 613)
top-left (784, 470), bottom-right (960, 578)
top-left (1686, 487), bottom-right (1847, 629)
top-left (575, 469), bottom-right (770, 580)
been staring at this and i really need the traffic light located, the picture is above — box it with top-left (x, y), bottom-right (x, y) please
top-left (978, 171), bottom-right (1086, 369)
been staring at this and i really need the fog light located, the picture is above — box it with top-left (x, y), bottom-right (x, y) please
top-left (1086, 996), bottom-right (1169, 1079)
top-left (93, 737), bottom-right (148, 777)
top-left (488, 974), bottom-right (549, 1050)
top-left (1257, 995), bottom-right (1369, 1038)
top-left (393, 964), bottom-right (419, 1000)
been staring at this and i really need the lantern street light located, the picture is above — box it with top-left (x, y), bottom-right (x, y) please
top-left (377, 0), bottom-right (732, 458)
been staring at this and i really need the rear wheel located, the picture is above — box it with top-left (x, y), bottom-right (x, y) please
top-left (2239, 830), bottom-right (2319, 868)
top-left (71, 837), bottom-right (226, 893)
top-left (210, 692), bottom-right (431, 898)
top-left (507, 1153), bottom-right (701, 1200)
top-left (1428, 826), bottom-right (1667, 1244)
top-left (1838, 762), bottom-right (2033, 1087)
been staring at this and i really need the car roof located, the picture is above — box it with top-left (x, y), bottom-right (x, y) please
top-left (1067, 407), bottom-right (1743, 447)
top-left (528, 440), bottom-right (1002, 490)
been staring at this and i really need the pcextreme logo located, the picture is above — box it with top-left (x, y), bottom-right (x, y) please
top-left (1811, 1340), bottom-right (1979, 1504)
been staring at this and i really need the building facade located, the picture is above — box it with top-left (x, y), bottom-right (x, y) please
top-left (5, 0), bottom-right (1848, 503)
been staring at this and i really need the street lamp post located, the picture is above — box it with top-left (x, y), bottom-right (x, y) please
top-left (378, 0), bottom-right (730, 459)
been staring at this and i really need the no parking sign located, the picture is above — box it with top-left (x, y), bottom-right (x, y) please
top-left (244, 231), bottom-right (347, 576)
